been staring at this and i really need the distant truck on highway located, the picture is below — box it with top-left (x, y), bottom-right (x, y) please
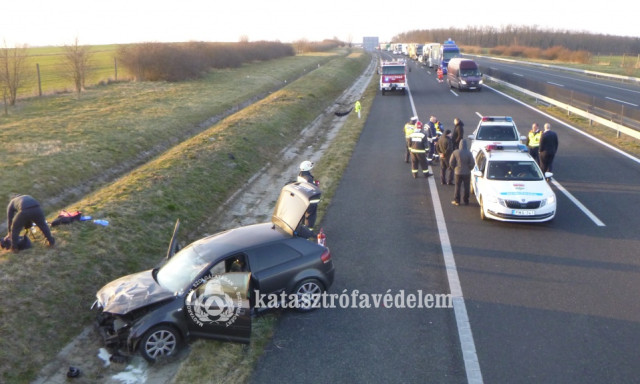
top-left (408, 43), bottom-right (423, 61)
top-left (423, 43), bottom-right (440, 68)
top-left (438, 39), bottom-right (461, 74)
top-left (446, 58), bottom-right (483, 91)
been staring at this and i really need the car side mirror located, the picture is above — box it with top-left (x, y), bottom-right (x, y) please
top-left (468, 134), bottom-right (475, 140)
top-left (472, 170), bottom-right (483, 177)
top-left (544, 172), bottom-right (553, 179)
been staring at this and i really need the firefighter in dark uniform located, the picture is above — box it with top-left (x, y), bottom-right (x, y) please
top-left (3, 195), bottom-right (55, 252)
top-left (297, 160), bottom-right (319, 231)
top-left (407, 123), bottom-right (432, 178)
top-left (426, 116), bottom-right (440, 161)
top-left (404, 116), bottom-right (418, 163)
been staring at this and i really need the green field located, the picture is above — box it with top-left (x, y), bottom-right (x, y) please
top-left (16, 45), bottom-right (132, 97)
top-left (0, 47), bottom-right (370, 383)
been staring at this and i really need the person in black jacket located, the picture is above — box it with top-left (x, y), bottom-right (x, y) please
top-left (538, 123), bottom-right (559, 177)
top-left (452, 117), bottom-right (464, 149)
top-left (437, 129), bottom-right (454, 185)
top-left (4, 195), bottom-right (55, 252)
top-left (449, 139), bottom-right (475, 205)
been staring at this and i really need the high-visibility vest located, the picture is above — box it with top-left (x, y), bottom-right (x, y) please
top-left (404, 123), bottom-right (416, 138)
top-left (528, 130), bottom-right (541, 147)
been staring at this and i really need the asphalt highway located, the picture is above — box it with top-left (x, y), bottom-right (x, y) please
top-left (473, 56), bottom-right (640, 109)
top-left (250, 55), bottom-right (640, 383)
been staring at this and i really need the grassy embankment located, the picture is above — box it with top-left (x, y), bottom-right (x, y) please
top-left (172, 52), bottom-right (378, 383)
top-left (0, 48), bottom-right (371, 383)
top-left (0, 50), bottom-right (333, 212)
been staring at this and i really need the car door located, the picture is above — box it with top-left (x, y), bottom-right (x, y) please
top-left (184, 269), bottom-right (251, 344)
top-left (472, 151), bottom-right (487, 198)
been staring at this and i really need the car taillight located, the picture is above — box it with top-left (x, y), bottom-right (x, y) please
top-left (321, 249), bottom-right (331, 263)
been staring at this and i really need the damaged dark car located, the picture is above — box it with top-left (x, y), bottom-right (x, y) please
top-left (92, 182), bottom-right (334, 363)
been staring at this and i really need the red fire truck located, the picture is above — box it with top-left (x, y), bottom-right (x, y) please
top-left (379, 59), bottom-right (408, 95)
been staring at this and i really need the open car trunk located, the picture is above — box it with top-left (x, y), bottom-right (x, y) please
top-left (271, 182), bottom-right (322, 236)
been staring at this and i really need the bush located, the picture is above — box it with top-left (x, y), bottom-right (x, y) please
top-left (117, 41), bottom-right (296, 82)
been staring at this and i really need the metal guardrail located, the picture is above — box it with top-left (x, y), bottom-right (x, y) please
top-left (485, 75), bottom-right (640, 141)
top-left (472, 54), bottom-right (640, 84)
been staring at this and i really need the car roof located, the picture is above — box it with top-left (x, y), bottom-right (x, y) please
top-left (190, 222), bottom-right (289, 264)
top-left (480, 147), bottom-right (534, 161)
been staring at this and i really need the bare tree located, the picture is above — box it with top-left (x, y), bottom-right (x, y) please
top-left (0, 41), bottom-right (29, 106)
top-left (64, 37), bottom-right (92, 94)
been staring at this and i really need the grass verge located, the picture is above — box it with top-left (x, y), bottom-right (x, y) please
top-left (172, 57), bottom-right (379, 384)
top-left (0, 49), bottom-right (370, 383)
top-left (1, 53), bottom-right (337, 223)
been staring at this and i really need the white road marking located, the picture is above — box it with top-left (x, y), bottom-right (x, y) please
top-left (605, 96), bottom-right (638, 107)
top-left (549, 178), bottom-right (606, 226)
top-left (547, 81), bottom-right (564, 87)
top-left (408, 90), bottom-right (484, 384)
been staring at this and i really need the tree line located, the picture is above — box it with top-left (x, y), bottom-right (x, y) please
top-left (117, 41), bottom-right (295, 81)
top-left (393, 26), bottom-right (640, 55)
top-left (1, 39), bottom-right (346, 112)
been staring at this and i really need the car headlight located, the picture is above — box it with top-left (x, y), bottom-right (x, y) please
top-left (540, 194), bottom-right (555, 207)
top-left (547, 194), bottom-right (556, 205)
top-left (460, 79), bottom-right (467, 84)
top-left (479, 79), bottom-right (484, 84)
top-left (487, 195), bottom-right (506, 207)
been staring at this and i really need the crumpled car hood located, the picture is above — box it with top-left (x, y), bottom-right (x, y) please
top-left (96, 270), bottom-right (175, 315)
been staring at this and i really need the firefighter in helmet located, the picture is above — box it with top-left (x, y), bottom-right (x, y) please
top-left (297, 160), bottom-right (319, 230)
top-left (407, 122), bottom-right (432, 178)
top-left (404, 116), bottom-right (419, 163)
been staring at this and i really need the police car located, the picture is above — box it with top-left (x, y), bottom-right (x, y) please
top-left (471, 144), bottom-right (556, 222)
top-left (468, 116), bottom-right (526, 158)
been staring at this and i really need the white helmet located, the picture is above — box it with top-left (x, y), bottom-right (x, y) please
top-left (299, 160), bottom-right (314, 171)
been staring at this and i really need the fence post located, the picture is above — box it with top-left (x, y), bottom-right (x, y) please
top-left (114, 57), bottom-right (118, 81)
top-left (37, 63), bottom-right (42, 97)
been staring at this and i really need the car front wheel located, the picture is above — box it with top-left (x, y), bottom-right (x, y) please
top-left (479, 197), bottom-right (486, 220)
top-left (139, 325), bottom-right (181, 363)
top-left (293, 278), bottom-right (324, 312)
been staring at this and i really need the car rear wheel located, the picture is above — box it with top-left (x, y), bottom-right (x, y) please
top-left (139, 325), bottom-right (181, 363)
top-left (293, 278), bottom-right (324, 312)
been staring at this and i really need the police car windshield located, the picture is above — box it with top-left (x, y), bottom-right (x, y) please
top-left (487, 160), bottom-right (543, 181)
top-left (476, 125), bottom-right (518, 141)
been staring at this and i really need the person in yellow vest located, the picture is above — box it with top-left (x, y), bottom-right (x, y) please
top-left (526, 123), bottom-right (542, 164)
top-left (354, 100), bottom-right (362, 119)
top-left (404, 116), bottom-right (418, 163)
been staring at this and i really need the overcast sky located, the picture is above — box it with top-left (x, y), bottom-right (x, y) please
top-left (2, 0), bottom-right (639, 47)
